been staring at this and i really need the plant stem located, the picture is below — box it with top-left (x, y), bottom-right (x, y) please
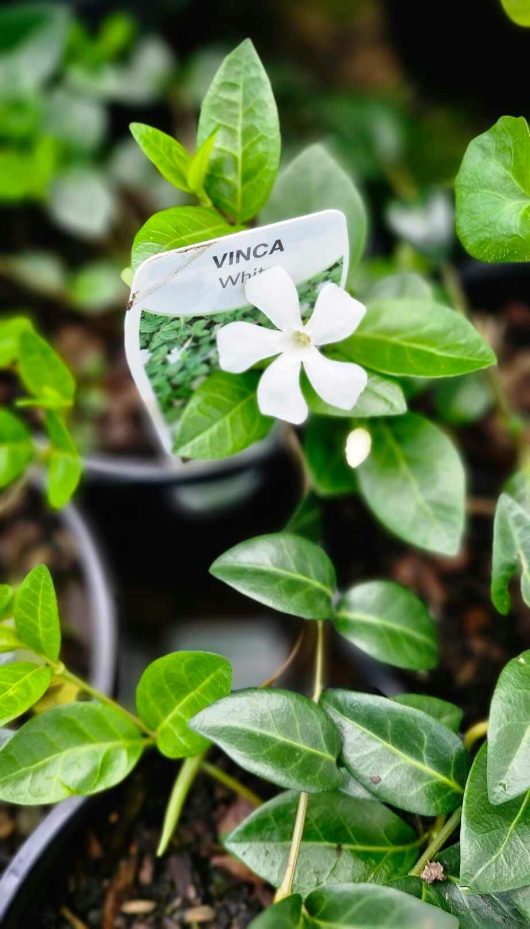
top-left (260, 628), bottom-right (306, 688)
top-left (409, 807), bottom-right (462, 877)
top-left (463, 719), bottom-right (488, 751)
top-left (58, 667), bottom-right (155, 739)
top-left (200, 761), bottom-right (262, 807)
top-left (157, 750), bottom-right (207, 857)
top-left (275, 621), bottom-right (326, 902)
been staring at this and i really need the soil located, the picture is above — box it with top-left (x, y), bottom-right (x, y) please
top-left (27, 754), bottom-right (273, 929)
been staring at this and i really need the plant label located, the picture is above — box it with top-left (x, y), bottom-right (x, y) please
top-left (125, 209), bottom-right (349, 453)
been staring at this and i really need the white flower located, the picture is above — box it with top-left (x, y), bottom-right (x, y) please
top-left (345, 427), bottom-right (372, 468)
top-left (216, 266), bottom-right (368, 425)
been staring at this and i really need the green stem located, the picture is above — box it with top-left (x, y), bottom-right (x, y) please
top-left (200, 761), bottom-right (262, 807)
top-left (463, 719), bottom-right (488, 751)
top-left (409, 807), bottom-right (462, 877)
top-left (275, 621), bottom-right (326, 902)
top-left (157, 750), bottom-right (207, 857)
top-left (58, 667), bottom-right (155, 739)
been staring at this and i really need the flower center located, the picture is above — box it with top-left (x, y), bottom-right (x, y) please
top-left (292, 329), bottom-right (312, 347)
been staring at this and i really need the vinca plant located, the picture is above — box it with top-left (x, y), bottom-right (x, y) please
top-left (128, 38), bottom-right (497, 561)
top-left (0, 315), bottom-right (81, 508)
top-left (1, 531), bottom-right (530, 928)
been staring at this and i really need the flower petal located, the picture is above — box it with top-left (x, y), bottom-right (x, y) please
top-left (217, 321), bottom-right (283, 374)
top-left (304, 346), bottom-right (367, 411)
top-left (245, 266), bottom-right (302, 331)
top-left (305, 283), bottom-right (366, 346)
top-left (345, 428), bottom-right (372, 468)
top-left (257, 354), bottom-right (308, 424)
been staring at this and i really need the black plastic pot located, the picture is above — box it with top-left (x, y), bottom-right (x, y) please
top-left (0, 496), bottom-right (118, 926)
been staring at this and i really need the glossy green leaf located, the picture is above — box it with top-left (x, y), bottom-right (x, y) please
top-left (191, 688), bottom-right (342, 792)
top-left (0, 410), bottom-right (33, 488)
top-left (304, 418), bottom-right (357, 498)
top-left (461, 744), bottom-right (530, 892)
top-left (0, 586), bottom-right (14, 619)
top-left (173, 371), bottom-right (272, 460)
top-left (366, 272), bottom-right (433, 302)
top-left (262, 143), bottom-right (367, 272)
top-left (197, 39), bottom-right (280, 222)
top-left (0, 625), bottom-right (21, 653)
top-left (334, 580), bottom-right (438, 671)
top-left (210, 532), bottom-right (336, 620)
top-left (45, 411), bottom-right (82, 508)
top-left (0, 316), bottom-right (32, 366)
top-left (501, 0), bottom-right (530, 25)
top-left (304, 369), bottom-right (407, 419)
top-left (491, 492), bottom-right (530, 613)
top-left (392, 694), bottom-right (463, 733)
top-left (0, 661), bottom-right (52, 726)
top-left (488, 651), bottom-right (530, 803)
top-left (14, 564), bottom-right (61, 661)
top-left (136, 651), bottom-right (232, 758)
top-left (129, 122), bottom-right (192, 191)
top-left (188, 131), bottom-right (217, 196)
top-left (304, 883), bottom-right (458, 928)
top-left (456, 116), bottom-right (530, 262)
top-left (342, 299), bottom-right (496, 377)
top-left (18, 330), bottom-right (75, 407)
top-left (247, 896), bottom-right (303, 929)
top-left (396, 845), bottom-right (527, 929)
top-left (322, 690), bottom-right (468, 815)
top-left (357, 414), bottom-right (466, 556)
top-left (131, 205), bottom-right (236, 269)
top-left (0, 702), bottom-right (144, 804)
top-left (227, 790), bottom-right (420, 894)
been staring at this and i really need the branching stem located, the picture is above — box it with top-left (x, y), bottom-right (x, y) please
top-left (409, 807), bottom-right (462, 877)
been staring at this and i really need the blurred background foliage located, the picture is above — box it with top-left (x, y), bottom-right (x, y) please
top-left (0, 0), bottom-right (522, 457)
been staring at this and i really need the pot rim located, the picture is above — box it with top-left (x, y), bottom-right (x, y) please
top-left (0, 493), bottom-right (118, 922)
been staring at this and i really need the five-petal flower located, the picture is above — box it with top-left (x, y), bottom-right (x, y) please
top-left (216, 266), bottom-right (368, 424)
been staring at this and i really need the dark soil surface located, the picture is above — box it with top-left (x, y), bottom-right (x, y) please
top-left (27, 755), bottom-right (272, 929)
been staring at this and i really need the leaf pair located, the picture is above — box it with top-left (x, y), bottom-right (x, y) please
top-left (130, 122), bottom-right (217, 204)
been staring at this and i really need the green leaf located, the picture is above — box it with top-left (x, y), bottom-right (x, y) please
top-left (487, 651), bottom-right (530, 803)
top-left (14, 564), bottom-right (61, 661)
top-left (18, 330), bottom-right (75, 407)
top-left (0, 316), bottom-right (33, 366)
top-left (45, 411), bottom-right (82, 508)
top-left (0, 661), bottom-right (52, 726)
top-left (0, 702), bottom-right (144, 804)
top-left (197, 38), bottom-right (280, 222)
top-left (334, 580), bottom-right (438, 671)
top-left (456, 116), bottom-right (530, 262)
top-left (210, 532), bottom-right (336, 620)
top-left (0, 410), bottom-right (34, 488)
top-left (191, 688), bottom-right (342, 792)
top-left (304, 418), bottom-right (357, 498)
top-left (0, 3), bottom-right (71, 93)
top-left (322, 690), bottom-right (468, 816)
top-left (461, 744), bottom-right (530, 892)
top-left (501, 0), bottom-right (530, 25)
top-left (131, 205), bottom-right (237, 269)
top-left (357, 414), bottom-right (466, 556)
top-left (261, 143), bottom-right (367, 273)
top-left (0, 585), bottom-right (14, 619)
top-left (129, 122), bottom-right (192, 192)
top-left (342, 298), bottom-right (496, 377)
top-left (396, 845), bottom-right (527, 929)
top-left (491, 492), bottom-right (530, 613)
top-left (285, 494), bottom-right (323, 543)
top-left (304, 369), bottom-right (407, 419)
top-left (434, 373), bottom-right (493, 427)
top-left (226, 790), bottom-right (420, 894)
top-left (366, 272), bottom-right (433, 302)
top-left (247, 896), bottom-right (303, 929)
top-left (67, 259), bottom-right (125, 313)
top-left (49, 167), bottom-right (115, 241)
top-left (173, 371), bottom-right (272, 460)
top-left (304, 883), bottom-right (459, 928)
top-left (392, 694), bottom-right (463, 733)
top-left (0, 625), bottom-right (21, 653)
top-left (188, 131), bottom-right (217, 196)
top-left (136, 651), bottom-right (232, 758)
